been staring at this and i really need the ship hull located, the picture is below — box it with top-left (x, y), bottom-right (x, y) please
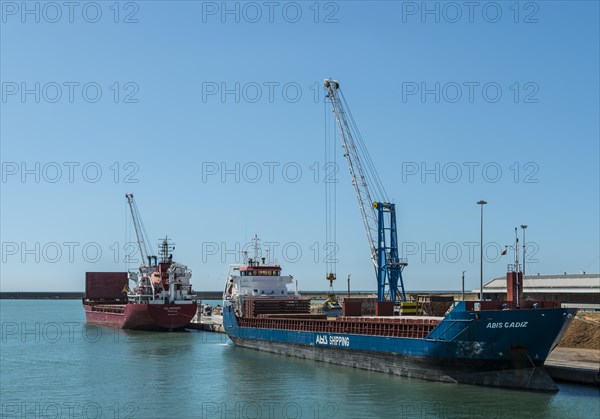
top-left (84, 303), bottom-right (197, 331)
top-left (229, 336), bottom-right (560, 390)
top-left (223, 304), bottom-right (576, 391)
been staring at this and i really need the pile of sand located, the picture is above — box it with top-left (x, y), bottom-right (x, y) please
top-left (558, 312), bottom-right (600, 350)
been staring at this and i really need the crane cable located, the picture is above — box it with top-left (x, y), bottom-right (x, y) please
top-left (339, 89), bottom-right (388, 203)
top-left (132, 198), bottom-right (153, 265)
top-left (324, 93), bottom-right (337, 286)
top-left (125, 201), bottom-right (131, 269)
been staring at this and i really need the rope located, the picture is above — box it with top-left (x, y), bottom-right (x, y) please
top-left (324, 93), bottom-right (337, 280)
top-left (339, 89), bottom-right (388, 202)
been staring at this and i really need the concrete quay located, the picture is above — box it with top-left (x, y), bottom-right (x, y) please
top-left (545, 347), bottom-right (600, 386)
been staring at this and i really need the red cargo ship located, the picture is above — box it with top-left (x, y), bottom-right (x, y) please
top-left (83, 239), bottom-right (197, 331)
top-left (83, 270), bottom-right (197, 331)
top-left (84, 296), bottom-right (197, 331)
top-left (84, 194), bottom-right (197, 330)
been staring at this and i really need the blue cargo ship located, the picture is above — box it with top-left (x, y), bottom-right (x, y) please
top-left (223, 80), bottom-right (576, 391)
top-left (222, 246), bottom-right (576, 391)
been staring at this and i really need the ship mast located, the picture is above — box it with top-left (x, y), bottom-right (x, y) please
top-left (514, 227), bottom-right (520, 308)
top-left (253, 234), bottom-right (260, 264)
top-left (159, 236), bottom-right (175, 264)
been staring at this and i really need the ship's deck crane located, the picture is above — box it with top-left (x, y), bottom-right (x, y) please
top-left (125, 193), bottom-right (157, 271)
top-left (324, 79), bottom-right (407, 302)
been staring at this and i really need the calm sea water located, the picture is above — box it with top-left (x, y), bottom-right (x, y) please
top-left (1, 300), bottom-right (598, 419)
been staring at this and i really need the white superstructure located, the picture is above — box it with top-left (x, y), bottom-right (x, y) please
top-left (223, 235), bottom-right (299, 312)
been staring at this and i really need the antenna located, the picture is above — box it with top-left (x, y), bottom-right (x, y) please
top-left (253, 234), bottom-right (261, 260)
top-left (514, 227), bottom-right (519, 273)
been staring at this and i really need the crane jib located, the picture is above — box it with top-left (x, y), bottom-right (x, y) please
top-left (324, 79), bottom-right (407, 303)
top-left (125, 193), bottom-right (154, 268)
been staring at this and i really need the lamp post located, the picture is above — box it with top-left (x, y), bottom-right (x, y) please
top-left (521, 225), bottom-right (527, 277)
top-left (477, 200), bottom-right (487, 301)
top-left (461, 270), bottom-right (466, 301)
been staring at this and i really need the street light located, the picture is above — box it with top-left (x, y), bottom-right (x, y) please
top-left (477, 200), bottom-right (488, 301)
top-left (521, 225), bottom-right (528, 277)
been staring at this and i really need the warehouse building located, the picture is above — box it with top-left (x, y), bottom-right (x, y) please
top-left (478, 273), bottom-right (599, 308)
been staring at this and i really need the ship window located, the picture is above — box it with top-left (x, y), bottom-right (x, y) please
top-left (257, 270), bottom-right (278, 276)
top-left (261, 290), bottom-right (264, 294)
top-left (281, 290), bottom-right (284, 294)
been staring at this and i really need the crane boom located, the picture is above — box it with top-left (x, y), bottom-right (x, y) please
top-left (324, 79), bottom-right (407, 302)
top-left (324, 79), bottom-right (379, 265)
top-left (125, 193), bottom-right (153, 267)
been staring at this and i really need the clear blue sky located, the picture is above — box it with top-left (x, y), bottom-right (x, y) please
top-left (1, 1), bottom-right (599, 292)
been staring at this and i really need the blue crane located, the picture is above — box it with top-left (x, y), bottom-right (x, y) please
top-left (324, 79), bottom-right (407, 302)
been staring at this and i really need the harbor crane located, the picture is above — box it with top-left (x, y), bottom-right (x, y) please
top-left (125, 193), bottom-right (157, 272)
top-left (324, 79), bottom-right (407, 302)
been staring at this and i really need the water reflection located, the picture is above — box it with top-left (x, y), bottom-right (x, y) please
top-left (2, 301), bottom-right (598, 419)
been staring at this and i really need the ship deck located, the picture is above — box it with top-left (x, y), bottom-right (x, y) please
top-left (84, 303), bottom-right (126, 314)
top-left (237, 314), bottom-right (442, 339)
top-left (342, 315), bottom-right (442, 321)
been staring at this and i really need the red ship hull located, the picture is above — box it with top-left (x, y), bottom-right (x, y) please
top-left (83, 302), bottom-right (197, 331)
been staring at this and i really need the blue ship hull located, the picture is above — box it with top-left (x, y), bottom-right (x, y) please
top-left (223, 302), bottom-right (576, 391)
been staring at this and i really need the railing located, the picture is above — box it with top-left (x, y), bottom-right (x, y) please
top-left (424, 319), bottom-right (472, 342)
top-left (238, 316), bottom-right (440, 339)
top-left (507, 264), bottom-right (521, 273)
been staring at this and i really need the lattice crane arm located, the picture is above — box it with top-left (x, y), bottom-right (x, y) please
top-left (125, 193), bottom-right (151, 267)
top-left (324, 79), bottom-right (407, 302)
top-left (324, 79), bottom-right (379, 267)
